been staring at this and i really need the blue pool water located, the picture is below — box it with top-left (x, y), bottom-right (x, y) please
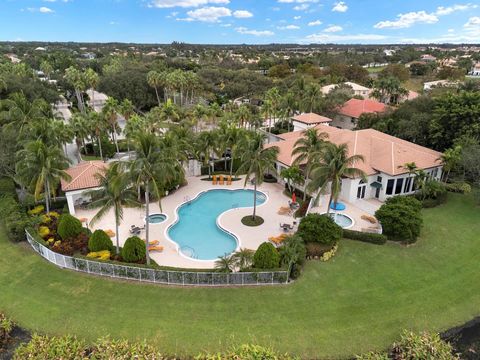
top-left (168, 189), bottom-right (266, 260)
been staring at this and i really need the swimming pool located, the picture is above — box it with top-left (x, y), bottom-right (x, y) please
top-left (167, 189), bottom-right (267, 260)
top-left (147, 214), bottom-right (167, 224)
top-left (327, 213), bottom-right (354, 229)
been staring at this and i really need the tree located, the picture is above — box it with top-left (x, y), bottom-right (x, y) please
top-left (292, 128), bottom-right (329, 200)
top-left (253, 242), bottom-right (280, 269)
top-left (280, 166), bottom-right (304, 194)
top-left (236, 133), bottom-right (279, 220)
top-left (102, 97), bottom-right (120, 153)
top-left (15, 140), bottom-right (70, 213)
top-left (214, 254), bottom-right (236, 273)
top-left (308, 142), bottom-right (366, 213)
top-left (130, 131), bottom-right (178, 265)
top-left (70, 113), bottom-right (89, 162)
top-left (196, 131), bottom-right (218, 178)
top-left (302, 83), bottom-right (322, 113)
top-left (40, 61), bottom-right (54, 81)
top-left (87, 162), bottom-right (140, 255)
top-left (375, 199), bottom-right (423, 243)
top-left (65, 66), bottom-right (86, 113)
top-left (232, 248), bottom-right (255, 271)
top-left (146, 70), bottom-right (162, 107)
top-left (297, 213), bottom-right (342, 245)
top-left (84, 68), bottom-right (99, 111)
top-left (379, 64), bottom-right (410, 82)
top-left (371, 76), bottom-right (408, 105)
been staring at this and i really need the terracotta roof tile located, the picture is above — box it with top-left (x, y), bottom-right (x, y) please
top-left (338, 98), bottom-right (388, 119)
top-left (61, 161), bottom-right (108, 192)
top-left (292, 112), bottom-right (332, 124)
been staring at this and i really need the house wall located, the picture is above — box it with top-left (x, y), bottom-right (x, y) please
top-left (331, 114), bottom-right (357, 130)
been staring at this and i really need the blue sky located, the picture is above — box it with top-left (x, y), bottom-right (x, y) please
top-left (1, 0), bottom-right (479, 44)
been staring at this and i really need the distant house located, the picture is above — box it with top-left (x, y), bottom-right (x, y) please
top-left (5, 53), bottom-right (21, 64)
top-left (332, 99), bottom-right (388, 129)
top-left (423, 80), bottom-right (458, 91)
top-left (421, 54), bottom-right (437, 62)
top-left (61, 161), bottom-right (108, 216)
top-left (469, 62), bottom-right (480, 76)
top-left (291, 113), bottom-right (332, 132)
top-left (383, 49), bottom-right (396, 57)
top-left (35, 47), bottom-right (46, 52)
top-left (321, 82), bottom-right (371, 98)
top-left (86, 89), bottom-right (109, 112)
top-left (81, 52), bottom-right (96, 60)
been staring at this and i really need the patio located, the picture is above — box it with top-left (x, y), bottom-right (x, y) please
top-left (74, 176), bottom-right (297, 269)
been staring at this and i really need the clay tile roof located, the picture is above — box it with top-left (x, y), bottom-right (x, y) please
top-left (292, 112), bottom-right (332, 124)
top-left (338, 98), bottom-right (388, 119)
top-left (61, 161), bottom-right (108, 192)
top-left (266, 125), bottom-right (442, 176)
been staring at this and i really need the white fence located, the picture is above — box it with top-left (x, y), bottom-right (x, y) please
top-left (25, 230), bottom-right (289, 286)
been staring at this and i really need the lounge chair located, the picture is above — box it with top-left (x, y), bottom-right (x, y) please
top-left (212, 175), bottom-right (217, 185)
top-left (268, 234), bottom-right (288, 245)
top-left (143, 239), bottom-right (159, 245)
top-left (227, 175), bottom-right (232, 185)
top-left (219, 175), bottom-right (224, 185)
top-left (148, 246), bottom-right (164, 252)
top-left (280, 223), bottom-right (294, 231)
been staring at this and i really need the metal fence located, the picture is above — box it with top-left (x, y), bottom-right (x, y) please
top-left (25, 230), bottom-right (289, 286)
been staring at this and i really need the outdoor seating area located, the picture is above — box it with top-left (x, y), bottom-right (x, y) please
top-left (130, 225), bottom-right (145, 236)
top-left (212, 175), bottom-right (233, 185)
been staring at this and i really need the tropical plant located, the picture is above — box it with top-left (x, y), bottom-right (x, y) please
top-left (438, 145), bottom-right (462, 183)
top-left (214, 254), bottom-right (236, 273)
top-left (297, 213), bottom-right (342, 246)
top-left (65, 66), bottom-right (87, 113)
top-left (146, 70), bottom-right (162, 106)
top-left (308, 142), bottom-right (366, 213)
top-left (236, 132), bottom-right (278, 220)
top-left (280, 166), bottom-right (304, 194)
top-left (232, 248), bottom-right (255, 271)
top-left (278, 234), bottom-right (306, 279)
top-left (121, 236), bottom-right (146, 263)
top-left (88, 230), bottom-right (113, 252)
top-left (371, 76), bottom-right (408, 105)
top-left (253, 242), bottom-right (280, 269)
top-left (15, 140), bottom-right (70, 213)
top-left (84, 68), bottom-right (99, 110)
top-left (102, 97), bottom-right (120, 153)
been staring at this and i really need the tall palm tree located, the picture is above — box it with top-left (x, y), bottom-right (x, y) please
top-left (232, 248), bottom-right (254, 271)
top-left (102, 97), bottom-right (120, 153)
top-left (84, 68), bottom-right (99, 111)
top-left (70, 113), bottom-right (89, 162)
top-left (265, 87), bottom-right (281, 129)
top-left (146, 71), bottom-right (162, 107)
top-left (87, 162), bottom-right (141, 255)
top-left (308, 142), bottom-right (366, 213)
top-left (65, 66), bottom-right (86, 113)
top-left (130, 131), bottom-right (178, 265)
top-left (438, 145), bottom-right (461, 183)
top-left (15, 140), bottom-right (71, 213)
top-left (87, 111), bottom-right (107, 161)
top-left (303, 83), bottom-right (322, 113)
top-left (236, 133), bottom-right (279, 220)
top-left (292, 128), bottom-right (329, 200)
top-left (197, 131), bottom-right (217, 178)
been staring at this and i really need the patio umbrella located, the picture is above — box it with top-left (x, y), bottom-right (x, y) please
top-left (292, 192), bottom-right (296, 204)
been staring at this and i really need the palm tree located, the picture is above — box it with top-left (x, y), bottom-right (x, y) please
top-left (371, 76), bottom-right (409, 105)
top-left (84, 68), bottom-right (99, 111)
top-left (292, 128), bottom-right (329, 200)
top-left (214, 254), bottom-right (236, 273)
top-left (232, 248), bottom-right (254, 271)
top-left (65, 66), bottom-right (86, 113)
top-left (15, 140), bottom-right (71, 213)
top-left (146, 71), bottom-right (162, 107)
top-left (130, 131), bottom-right (178, 265)
top-left (102, 97), bottom-right (120, 153)
top-left (303, 83), bottom-right (322, 113)
top-left (87, 162), bottom-right (141, 255)
top-left (197, 131), bottom-right (217, 178)
top-left (236, 132), bottom-right (279, 220)
top-left (308, 142), bottom-right (366, 214)
top-left (87, 111), bottom-right (107, 160)
top-left (70, 113), bottom-right (89, 162)
top-left (438, 145), bottom-right (462, 183)
top-left (226, 127), bottom-right (246, 175)
top-left (40, 61), bottom-right (54, 81)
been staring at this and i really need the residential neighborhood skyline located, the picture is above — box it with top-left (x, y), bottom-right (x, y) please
top-left (1, 0), bottom-right (480, 44)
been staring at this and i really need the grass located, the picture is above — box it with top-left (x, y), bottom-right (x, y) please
top-left (241, 215), bottom-right (265, 226)
top-left (1, 193), bottom-right (480, 359)
top-left (366, 66), bottom-right (386, 74)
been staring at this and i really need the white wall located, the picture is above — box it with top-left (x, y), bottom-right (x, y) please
top-left (331, 114), bottom-right (357, 130)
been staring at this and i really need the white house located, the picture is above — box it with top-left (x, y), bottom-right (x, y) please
top-left (292, 113), bottom-right (332, 132)
top-left (469, 62), bottom-right (480, 76)
top-left (423, 80), bottom-right (458, 91)
top-left (61, 161), bottom-right (108, 216)
top-left (321, 82), bottom-right (372, 98)
top-left (265, 125), bottom-right (442, 203)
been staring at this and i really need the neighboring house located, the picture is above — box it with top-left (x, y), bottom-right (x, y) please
top-left (383, 49), bottom-right (396, 57)
top-left (423, 80), bottom-right (458, 91)
top-left (292, 113), bottom-right (332, 132)
top-left (321, 82), bottom-right (371, 98)
top-left (86, 89), bottom-right (109, 112)
top-left (469, 62), bottom-right (480, 76)
top-left (438, 58), bottom-right (457, 67)
top-left (5, 53), bottom-right (21, 64)
top-left (61, 161), bottom-right (108, 216)
top-left (332, 99), bottom-right (388, 130)
top-left (266, 125), bottom-right (442, 203)
top-left (421, 54), bottom-right (437, 62)
top-left (405, 60), bottom-right (427, 68)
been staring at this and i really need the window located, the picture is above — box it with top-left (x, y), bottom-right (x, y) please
top-left (395, 178), bottom-right (404, 194)
top-left (386, 179), bottom-right (395, 195)
top-left (404, 177), bottom-right (412, 193)
top-left (377, 176), bottom-right (383, 182)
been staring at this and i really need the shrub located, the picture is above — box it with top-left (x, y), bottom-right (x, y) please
top-left (305, 242), bottom-right (335, 258)
top-left (88, 230), bottom-right (113, 252)
top-left (0, 312), bottom-right (14, 343)
top-left (297, 213), bottom-right (342, 246)
top-left (89, 337), bottom-right (165, 359)
top-left (385, 195), bottom-right (422, 212)
top-left (121, 236), bottom-right (146, 263)
top-left (343, 229), bottom-right (387, 245)
top-left (57, 214), bottom-right (83, 240)
top-left (278, 235), bottom-right (306, 279)
top-left (0, 177), bottom-right (16, 198)
top-left (391, 331), bottom-right (459, 360)
top-left (416, 181), bottom-right (448, 208)
top-left (0, 195), bottom-right (34, 242)
top-left (446, 182), bottom-right (471, 194)
top-left (375, 201), bottom-right (423, 243)
top-left (253, 242), bottom-right (280, 269)
top-left (14, 334), bottom-right (86, 360)
top-left (38, 226), bottom-right (50, 238)
top-left (87, 250), bottom-right (111, 261)
top-left (320, 244), bottom-right (338, 262)
top-left (27, 205), bottom-right (45, 216)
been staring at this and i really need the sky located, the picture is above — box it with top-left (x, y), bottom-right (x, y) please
top-left (1, 0), bottom-right (480, 44)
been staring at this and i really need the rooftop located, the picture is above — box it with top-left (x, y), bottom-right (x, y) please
top-left (292, 112), bottom-right (332, 124)
top-left (61, 161), bottom-right (108, 192)
top-left (337, 98), bottom-right (388, 119)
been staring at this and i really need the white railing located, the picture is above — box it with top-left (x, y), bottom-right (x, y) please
top-left (25, 230), bottom-right (289, 287)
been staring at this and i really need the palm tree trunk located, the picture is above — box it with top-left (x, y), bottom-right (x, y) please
top-left (230, 149), bottom-right (234, 176)
top-left (253, 182), bottom-right (257, 220)
top-left (97, 136), bottom-right (103, 160)
top-left (326, 192), bottom-right (334, 215)
top-left (145, 182), bottom-right (151, 266)
top-left (44, 180), bottom-right (50, 213)
top-left (154, 87), bottom-right (161, 107)
top-left (115, 217), bottom-right (120, 255)
top-left (113, 128), bottom-right (120, 154)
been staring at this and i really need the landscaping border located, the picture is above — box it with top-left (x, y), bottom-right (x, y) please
top-left (25, 230), bottom-right (289, 287)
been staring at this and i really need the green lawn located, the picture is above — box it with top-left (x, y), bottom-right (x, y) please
top-left (1, 194), bottom-right (480, 359)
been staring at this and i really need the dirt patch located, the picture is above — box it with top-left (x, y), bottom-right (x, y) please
top-left (0, 326), bottom-right (31, 360)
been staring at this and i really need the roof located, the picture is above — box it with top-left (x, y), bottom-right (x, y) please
top-left (266, 125), bottom-right (442, 177)
top-left (337, 98), bottom-right (388, 119)
top-left (321, 82), bottom-right (371, 94)
top-left (61, 161), bottom-right (108, 192)
top-left (292, 112), bottom-right (332, 124)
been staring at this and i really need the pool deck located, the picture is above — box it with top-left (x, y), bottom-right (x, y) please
top-left (75, 176), bottom-right (296, 269)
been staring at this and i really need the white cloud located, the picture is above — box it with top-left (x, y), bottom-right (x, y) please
top-left (278, 0), bottom-right (318, 3)
top-left (374, 11), bottom-right (438, 29)
top-left (308, 20), bottom-right (322, 26)
top-left (323, 25), bottom-right (342, 32)
top-left (293, 4), bottom-right (309, 11)
top-left (294, 15), bottom-right (301, 20)
top-left (26, 6), bottom-right (55, 13)
top-left (435, 3), bottom-right (477, 16)
top-left (149, 0), bottom-right (229, 8)
top-left (233, 10), bottom-right (253, 18)
top-left (236, 27), bottom-right (274, 36)
top-left (184, 6), bottom-right (231, 22)
top-left (220, 23), bottom-right (231, 27)
top-left (277, 24), bottom-right (300, 30)
top-left (464, 16), bottom-right (480, 27)
top-left (305, 33), bottom-right (387, 43)
top-left (332, 1), bottom-right (347, 12)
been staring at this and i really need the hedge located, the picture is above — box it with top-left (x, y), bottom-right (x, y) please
top-left (445, 182), bottom-right (471, 194)
top-left (88, 230), bottom-right (113, 252)
top-left (0, 195), bottom-right (35, 242)
top-left (297, 213), bottom-right (342, 246)
top-left (343, 229), bottom-right (387, 245)
top-left (0, 177), bottom-right (16, 198)
top-left (253, 242), bottom-right (280, 269)
top-left (121, 236), bottom-right (146, 263)
top-left (57, 214), bottom-right (83, 240)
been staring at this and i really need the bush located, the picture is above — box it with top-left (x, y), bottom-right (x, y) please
top-left (416, 181), bottom-right (448, 208)
top-left (14, 334), bottom-right (86, 360)
top-left (297, 213), bottom-right (342, 246)
top-left (253, 242), bottom-right (280, 269)
top-left (385, 195), bottom-right (422, 212)
top-left (446, 182), bottom-right (471, 194)
top-left (121, 236), bottom-right (146, 263)
top-left (89, 337), bottom-right (165, 359)
top-left (391, 331), bottom-right (459, 359)
top-left (305, 242), bottom-right (335, 258)
top-left (0, 177), bottom-right (16, 198)
top-left (198, 344), bottom-right (293, 360)
top-left (88, 230), bottom-right (113, 252)
top-left (343, 229), bottom-right (387, 245)
top-left (0, 312), bottom-right (14, 343)
top-left (278, 235), bottom-right (306, 279)
top-left (320, 244), bottom-right (338, 262)
top-left (0, 195), bottom-right (34, 242)
top-left (420, 192), bottom-right (448, 208)
top-left (57, 214), bottom-right (83, 240)
top-left (375, 200), bottom-right (423, 243)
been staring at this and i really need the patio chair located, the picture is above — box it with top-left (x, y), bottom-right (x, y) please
top-left (227, 175), bottom-right (232, 185)
top-left (219, 175), bottom-right (225, 185)
top-left (212, 175), bottom-right (217, 185)
top-left (148, 246), bottom-right (164, 252)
